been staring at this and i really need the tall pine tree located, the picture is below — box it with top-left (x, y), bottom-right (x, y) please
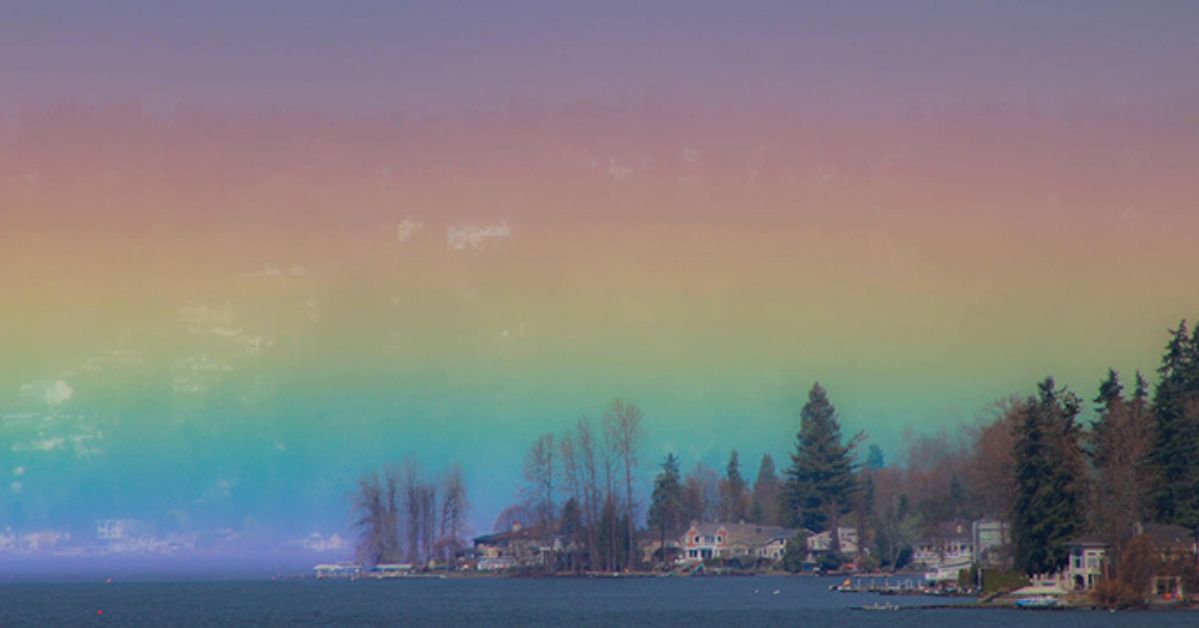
top-left (719, 450), bottom-right (750, 522)
top-left (751, 454), bottom-right (781, 525)
top-left (647, 453), bottom-right (685, 565)
top-left (1089, 368), bottom-right (1154, 557)
top-left (1149, 320), bottom-right (1199, 528)
top-left (1011, 377), bottom-right (1088, 575)
top-left (784, 383), bottom-right (859, 534)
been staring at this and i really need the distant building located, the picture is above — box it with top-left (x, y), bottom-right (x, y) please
top-left (913, 520), bottom-right (974, 582)
top-left (971, 519), bottom-right (1010, 567)
top-left (1063, 536), bottom-right (1108, 591)
top-left (472, 523), bottom-right (551, 569)
top-left (912, 520), bottom-right (973, 566)
top-left (805, 527), bottom-right (859, 556)
top-left (369, 563), bottom-right (414, 577)
top-left (680, 522), bottom-right (796, 562)
top-left (313, 562), bottom-right (362, 578)
top-left (1060, 522), bottom-right (1197, 600)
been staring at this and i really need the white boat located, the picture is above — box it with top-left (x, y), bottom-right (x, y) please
top-left (1014, 595), bottom-right (1060, 608)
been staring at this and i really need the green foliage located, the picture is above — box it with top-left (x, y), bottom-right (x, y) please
top-left (1149, 320), bottom-right (1199, 529)
top-left (751, 454), bottom-right (781, 525)
top-left (647, 453), bottom-right (684, 532)
top-left (784, 382), bottom-right (859, 531)
top-left (782, 530), bottom-right (809, 573)
top-left (872, 493), bottom-right (916, 570)
top-left (1011, 377), bottom-right (1087, 575)
top-left (979, 569), bottom-right (1030, 595)
top-left (720, 449), bottom-right (751, 522)
top-left (865, 444), bottom-right (885, 470)
top-left (1095, 368), bottom-right (1124, 409)
top-left (817, 552), bottom-right (844, 572)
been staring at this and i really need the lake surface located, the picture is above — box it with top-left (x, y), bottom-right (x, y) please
top-left (0, 575), bottom-right (1191, 627)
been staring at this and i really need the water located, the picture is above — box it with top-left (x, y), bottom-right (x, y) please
top-left (0, 575), bottom-right (1188, 627)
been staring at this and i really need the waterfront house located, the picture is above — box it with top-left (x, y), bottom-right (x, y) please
top-left (679, 522), bottom-right (796, 562)
top-left (912, 520), bottom-right (973, 566)
top-left (805, 527), bottom-right (859, 556)
top-left (1063, 535), bottom-right (1107, 591)
top-left (313, 562), bottom-right (362, 578)
top-left (1125, 522), bottom-right (1196, 602)
top-left (971, 519), bottom-right (1010, 567)
top-left (1062, 522), bottom-right (1196, 599)
top-left (472, 522), bottom-right (551, 569)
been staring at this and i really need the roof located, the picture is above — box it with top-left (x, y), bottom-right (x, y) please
top-left (472, 526), bottom-right (547, 545)
top-left (685, 522), bottom-right (797, 545)
top-left (1139, 523), bottom-right (1197, 549)
top-left (916, 520), bottom-right (972, 545)
top-left (1064, 535), bottom-right (1108, 547)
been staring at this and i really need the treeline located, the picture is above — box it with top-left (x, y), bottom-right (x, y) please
top-left (505, 383), bottom-right (865, 571)
top-left (358, 317), bottom-right (1199, 584)
top-left (353, 460), bottom-right (469, 567)
top-left (509, 317), bottom-right (1199, 583)
top-left (506, 398), bottom-right (644, 573)
top-left (862, 318), bottom-right (1199, 585)
top-left (645, 382), bottom-right (865, 567)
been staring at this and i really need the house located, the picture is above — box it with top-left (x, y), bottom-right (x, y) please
top-left (757, 533), bottom-right (791, 562)
top-left (313, 562), bottom-right (362, 578)
top-left (639, 528), bottom-right (685, 564)
top-left (912, 520), bottom-right (973, 566)
top-left (913, 521), bottom-right (974, 582)
top-left (679, 522), bottom-right (796, 562)
top-left (1063, 536), bottom-right (1107, 591)
top-left (472, 522), bottom-right (551, 569)
top-left (971, 519), bottom-right (1010, 567)
top-left (1062, 522), bottom-right (1196, 598)
top-left (805, 527), bottom-right (859, 556)
top-left (1134, 522), bottom-right (1197, 602)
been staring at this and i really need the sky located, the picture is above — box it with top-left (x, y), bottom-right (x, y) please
top-left (1, 1), bottom-right (1199, 569)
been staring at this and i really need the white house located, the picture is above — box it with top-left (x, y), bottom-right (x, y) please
top-left (1064, 537), bottom-right (1107, 591)
top-left (680, 522), bottom-right (796, 562)
top-left (805, 527), bottom-right (859, 555)
top-left (912, 520), bottom-right (973, 566)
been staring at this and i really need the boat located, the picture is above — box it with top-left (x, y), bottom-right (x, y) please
top-left (857, 603), bottom-right (900, 611)
top-left (1014, 595), bottom-right (1060, 608)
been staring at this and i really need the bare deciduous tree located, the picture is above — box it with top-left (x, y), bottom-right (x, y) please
top-left (603, 398), bottom-right (643, 570)
top-left (522, 432), bottom-right (557, 534)
top-left (438, 461), bottom-right (470, 562)
top-left (575, 416), bottom-right (601, 570)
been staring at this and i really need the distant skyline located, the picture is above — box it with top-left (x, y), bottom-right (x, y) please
top-left (2, 1), bottom-right (1198, 566)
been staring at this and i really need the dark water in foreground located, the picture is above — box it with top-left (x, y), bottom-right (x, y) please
top-left (0, 575), bottom-right (1191, 627)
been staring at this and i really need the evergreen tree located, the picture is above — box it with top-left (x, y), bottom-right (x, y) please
top-left (751, 453), bottom-right (781, 525)
top-left (1095, 368), bottom-right (1124, 408)
top-left (1149, 320), bottom-right (1199, 528)
top-left (784, 382), bottom-right (859, 534)
top-left (719, 450), bottom-right (751, 522)
top-left (647, 453), bottom-right (685, 566)
top-left (1133, 370), bottom-right (1149, 405)
top-left (1089, 368), bottom-right (1154, 558)
top-left (781, 530), bottom-right (810, 573)
top-left (865, 444), bottom-right (885, 471)
top-left (1011, 377), bottom-right (1087, 575)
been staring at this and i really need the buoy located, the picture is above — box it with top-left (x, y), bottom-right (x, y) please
top-left (97, 610), bottom-right (104, 616)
